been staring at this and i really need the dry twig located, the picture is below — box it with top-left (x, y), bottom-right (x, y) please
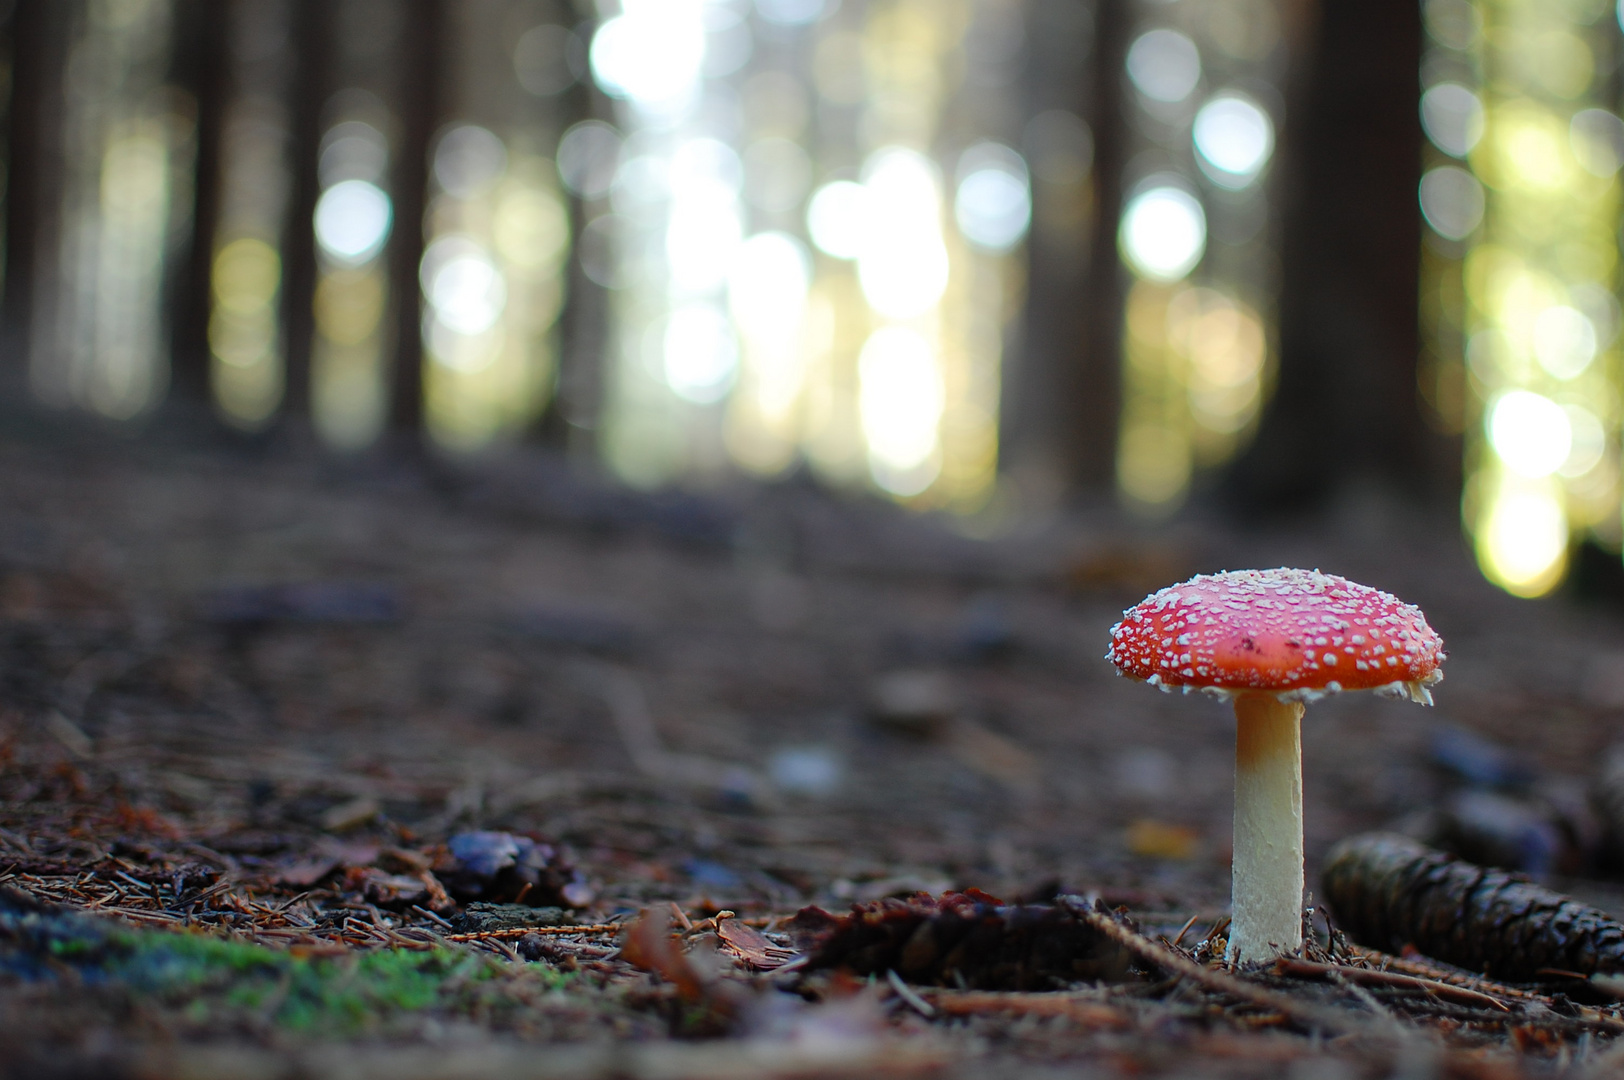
top-left (1059, 897), bottom-right (1371, 1035)
top-left (918, 989), bottom-right (1130, 1028)
top-left (1272, 958), bottom-right (1509, 1013)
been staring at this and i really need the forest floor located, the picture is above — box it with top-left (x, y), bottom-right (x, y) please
top-left (3, 423), bottom-right (1624, 1078)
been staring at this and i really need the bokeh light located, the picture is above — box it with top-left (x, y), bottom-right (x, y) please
top-left (590, 3), bottom-right (707, 110)
top-left (319, 120), bottom-right (388, 187)
top-left (421, 107), bottom-right (569, 451)
top-left (806, 180), bottom-right (871, 259)
top-left (1421, 83), bottom-right (1484, 158)
top-left (513, 24), bottom-right (577, 97)
top-left (1488, 390), bottom-right (1571, 478)
top-left (859, 327), bottom-right (944, 497)
top-left (315, 269), bottom-right (386, 347)
top-left (1114, 6), bottom-right (1281, 514)
top-left (208, 22), bottom-right (295, 433)
top-left (557, 121), bottom-right (623, 200)
top-left (743, 138), bottom-right (813, 213)
top-left (212, 239), bottom-right (281, 319)
top-left (422, 238), bottom-right (507, 339)
top-left (311, 104), bottom-right (395, 453)
top-left (1418, 166), bottom-right (1484, 241)
top-left (1192, 93), bottom-right (1274, 188)
top-left (210, 240), bottom-right (282, 405)
top-left (493, 186), bottom-right (569, 272)
top-left (1477, 482), bottom-right (1569, 597)
top-left (1562, 404), bottom-right (1607, 478)
top-left (728, 232), bottom-right (811, 343)
top-left (90, 134), bottom-right (174, 417)
top-left (1570, 108), bottom-right (1624, 177)
top-left (577, 214), bottom-right (626, 289)
top-left (1120, 185), bottom-right (1207, 282)
top-left (663, 304), bottom-right (739, 404)
top-left (1424, 0), bottom-right (1623, 596)
top-left (1118, 420), bottom-right (1191, 507)
top-left (589, 0), bottom-right (1025, 509)
top-left (666, 138), bottom-right (745, 295)
top-left (1126, 29), bottom-right (1202, 104)
top-left (857, 148), bottom-right (950, 320)
top-left (1171, 287), bottom-right (1267, 435)
top-left (314, 180), bottom-right (394, 264)
top-left (433, 125), bottom-right (508, 201)
top-left (1530, 306), bottom-right (1596, 379)
top-left (756, 0), bottom-right (833, 26)
top-left (35, 0), bottom-right (183, 421)
top-left (954, 143), bottom-right (1032, 253)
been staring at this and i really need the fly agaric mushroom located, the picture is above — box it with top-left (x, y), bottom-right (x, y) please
top-left (1106, 568), bottom-right (1444, 964)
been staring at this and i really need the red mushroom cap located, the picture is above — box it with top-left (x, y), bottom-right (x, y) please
top-left (1106, 568), bottom-right (1445, 704)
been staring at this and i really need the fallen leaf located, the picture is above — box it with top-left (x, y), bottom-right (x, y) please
top-left (715, 916), bottom-right (799, 971)
top-left (621, 909), bottom-right (708, 1002)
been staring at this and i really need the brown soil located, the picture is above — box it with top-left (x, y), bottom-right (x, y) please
top-left (2, 428), bottom-right (1623, 1078)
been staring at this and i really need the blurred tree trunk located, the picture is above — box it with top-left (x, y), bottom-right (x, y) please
top-left (1223, 0), bottom-right (1451, 511)
top-left (168, 0), bottom-right (230, 413)
top-left (1070, 0), bottom-right (1130, 491)
top-left (1003, 0), bottom-right (1112, 499)
top-left (533, 51), bottom-right (601, 453)
top-left (2, 0), bottom-right (65, 382)
top-left (386, 0), bottom-right (447, 444)
top-left (279, 0), bottom-right (333, 429)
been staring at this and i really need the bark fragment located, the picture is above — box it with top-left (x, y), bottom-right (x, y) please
top-left (794, 890), bottom-right (1133, 990)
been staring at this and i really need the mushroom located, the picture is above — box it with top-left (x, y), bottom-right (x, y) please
top-left (1105, 568), bottom-right (1445, 964)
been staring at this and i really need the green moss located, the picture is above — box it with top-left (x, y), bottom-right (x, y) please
top-left (110, 934), bottom-right (508, 1033)
top-left (1, 900), bottom-right (572, 1037)
top-left (268, 950), bottom-right (483, 1032)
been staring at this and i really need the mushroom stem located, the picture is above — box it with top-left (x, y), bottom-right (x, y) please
top-left (1226, 693), bottom-right (1305, 964)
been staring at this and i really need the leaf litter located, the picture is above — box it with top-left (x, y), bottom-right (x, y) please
top-left (6, 436), bottom-right (1624, 1076)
